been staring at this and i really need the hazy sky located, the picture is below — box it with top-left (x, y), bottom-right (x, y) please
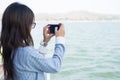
top-left (0, 0), bottom-right (120, 14)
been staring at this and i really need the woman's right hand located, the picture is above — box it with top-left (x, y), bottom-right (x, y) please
top-left (55, 23), bottom-right (65, 37)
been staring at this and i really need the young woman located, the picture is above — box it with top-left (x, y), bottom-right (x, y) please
top-left (0, 2), bottom-right (65, 80)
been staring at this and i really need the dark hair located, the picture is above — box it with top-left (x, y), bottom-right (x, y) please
top-left (0, 2), bottom-right (34, 80)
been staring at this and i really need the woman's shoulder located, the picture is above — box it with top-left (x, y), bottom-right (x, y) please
top-left (17, 46), bottom-right (40, 56)
top-left (16, 46), bottom-right (39, 56)
top-left (17, 46), bottom-right (34, 51)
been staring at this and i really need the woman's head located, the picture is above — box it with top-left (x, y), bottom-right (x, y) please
top-left (0, 2), bottom-right (34, 79)
top-left (2, 2), bottom-right (34, 47)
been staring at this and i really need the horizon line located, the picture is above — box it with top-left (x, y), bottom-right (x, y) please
top-left (0, 10), bottom-right (120, 15)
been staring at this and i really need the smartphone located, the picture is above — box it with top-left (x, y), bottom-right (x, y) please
top-left (49, 24), bottom-right (60, 34)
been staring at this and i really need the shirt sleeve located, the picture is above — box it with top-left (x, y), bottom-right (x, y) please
top-left (56, 37), bottom-right (65, 45)
top-left (38, 45), bottom-right (48, 55)
top-left (27, 44), bottom-right (65, 73)
top-left (38, 37), bottom-right (65, 55)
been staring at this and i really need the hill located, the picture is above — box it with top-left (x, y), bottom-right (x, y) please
top-left (35, 11), bottom-right (120, 21)
top-left (0, 11), bottom-right (120, 21)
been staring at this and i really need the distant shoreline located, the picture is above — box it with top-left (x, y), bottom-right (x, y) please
top-left (34, 11), bottom-right (120, 22)
top-left (0, 20), bottom-right (120, 24)
top-left (35, 20), bottom-right (120, 23)
top-left (0, 10), bottom-right (120, 22)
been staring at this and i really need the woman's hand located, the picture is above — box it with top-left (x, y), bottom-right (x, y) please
top-left (55, 23), bottom-right (65, 37)
top-left (43, 25), bottom-right (54, 43)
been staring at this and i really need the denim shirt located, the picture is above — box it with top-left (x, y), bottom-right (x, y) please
top-left (12, 44), bottom-right (65, 80)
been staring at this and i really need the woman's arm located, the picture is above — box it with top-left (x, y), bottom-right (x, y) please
top-left (27, 43), bottom-right (65, 73)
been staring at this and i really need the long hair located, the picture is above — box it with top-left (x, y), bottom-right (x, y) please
top-left (0, 2), bottom-right (34, 80)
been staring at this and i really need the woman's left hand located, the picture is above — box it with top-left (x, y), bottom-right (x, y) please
top-left (43, 25), bottom-right (54, 43)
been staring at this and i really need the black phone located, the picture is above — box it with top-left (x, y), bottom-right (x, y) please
top-left (49, 24), bottom-right (60, 34)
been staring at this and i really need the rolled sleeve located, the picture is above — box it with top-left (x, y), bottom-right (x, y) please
top-left (56, 37), bottom-right (65, 45)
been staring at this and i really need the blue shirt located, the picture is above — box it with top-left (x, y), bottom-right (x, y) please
top-left (12, 44), bottom-right (65, 80)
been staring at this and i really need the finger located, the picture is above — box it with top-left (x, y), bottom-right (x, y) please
top-left (60, 23), bottom-right (64, 28)
top-left (59, 23), bottom-right (64, 31)
top-left (45, 27), bottom-right (49, 33)
top-left (55, 27), bottom-right (58, 32)
top-left (49, 34), bottom-right (54, 37)
top-left (59, 23), bottom-right (62, 26)
top-left (43, 25), bottom-right (49, 30)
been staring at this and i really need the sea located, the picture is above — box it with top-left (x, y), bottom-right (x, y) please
top-left (1, 21), bottom-right (120, 80)
top-left (31, 21), bottom-right (120, 80)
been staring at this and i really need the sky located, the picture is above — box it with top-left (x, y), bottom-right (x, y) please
top-left (0, 0), bottom-right (120, 14)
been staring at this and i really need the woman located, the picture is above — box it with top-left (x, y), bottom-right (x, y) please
top-left (0, 2), bottom-right (65, 80)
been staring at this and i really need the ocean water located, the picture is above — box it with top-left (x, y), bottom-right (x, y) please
top-left (0, 22), bottom-right (120, 80)
top-left (31, 22), bottom-right (120, 80)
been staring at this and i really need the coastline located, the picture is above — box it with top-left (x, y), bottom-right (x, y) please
top-left (0, 20), bottom-right (120, 24)
top-left (35, 20), bottom-right (120, 23)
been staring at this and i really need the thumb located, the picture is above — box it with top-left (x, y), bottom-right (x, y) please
top-left (43, 26), bottom-right (48, 34)
top-left (55, 27), bottom-right (58, 32)
top-left (49, 34), bottom-right (54, 37)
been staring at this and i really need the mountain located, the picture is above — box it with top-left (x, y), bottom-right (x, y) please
top-left (0, 11), bottom-right (120, 21)
top-left (35, 11), bottom-right (120, 21)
